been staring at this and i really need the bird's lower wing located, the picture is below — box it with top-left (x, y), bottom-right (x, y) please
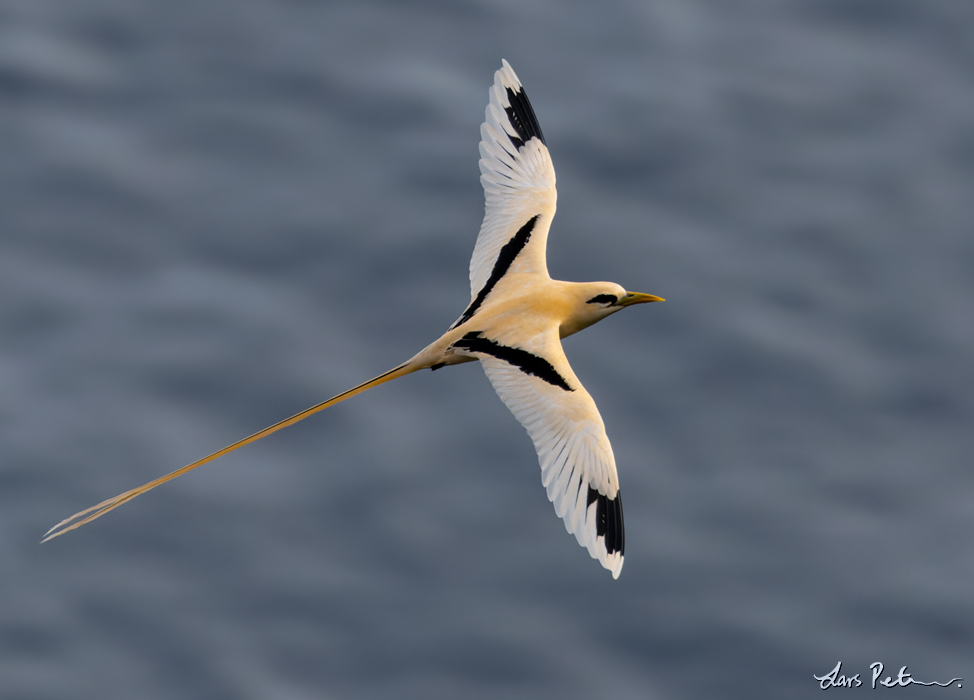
top-left (453, 329), bottom-right (625, 578)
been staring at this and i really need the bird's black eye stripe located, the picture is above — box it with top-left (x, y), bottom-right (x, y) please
top-left (586, 294), bottom-right (618, 305)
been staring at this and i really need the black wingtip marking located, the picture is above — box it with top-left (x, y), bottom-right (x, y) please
top-left (453, 331), bottom-right (573, 391)
top-left (504, 85), bottom-right (546, 149)
top-left (430, 363), bottom-right (445, 371)
top-left (451, 215), bottom-right (540, 330)
top-left (587, 486), bottom-right (625, 556)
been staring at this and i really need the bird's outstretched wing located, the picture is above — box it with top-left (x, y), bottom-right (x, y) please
top-left (453, 328), bottom-right (625, 578)
top-left (460, 60), bottom-right (556, 325)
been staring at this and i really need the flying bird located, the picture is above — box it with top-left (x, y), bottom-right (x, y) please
top-left (44, 60), bottom-right (663, 579)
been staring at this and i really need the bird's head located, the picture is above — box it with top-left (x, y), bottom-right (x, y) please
top-left (560, 282), bottom-right (664, 338)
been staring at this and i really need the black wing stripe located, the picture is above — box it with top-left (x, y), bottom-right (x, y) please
top-left (453, 331), bottom-right (573, 391)
top-left (504, 85), bottom-right (546, 150)
top-left (588, 486), bottom-right (624, 556)
top-left (451, 215), bottom-right (539, 330)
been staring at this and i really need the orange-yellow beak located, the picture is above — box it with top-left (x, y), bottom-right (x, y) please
top-left (617, 292), bottom-right (665, 307)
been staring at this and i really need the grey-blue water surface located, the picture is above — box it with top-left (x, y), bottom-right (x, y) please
top-left (3, 1), bottom-right (973, 698)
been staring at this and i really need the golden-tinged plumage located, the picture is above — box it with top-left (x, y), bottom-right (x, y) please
top-left (44, 60), bottom-right (662, 579)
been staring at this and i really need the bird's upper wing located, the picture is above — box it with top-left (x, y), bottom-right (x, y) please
top-left (464, 60), bottom-right (556, 311)
top-left (452, 327), bottom-right (625, 578)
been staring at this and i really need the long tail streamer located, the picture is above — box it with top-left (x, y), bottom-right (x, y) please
top-left (43, 362), bottom-right (418, 542)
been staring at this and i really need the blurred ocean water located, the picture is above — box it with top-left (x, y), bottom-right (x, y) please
top-left (2, 1), bottom-right (972, 698)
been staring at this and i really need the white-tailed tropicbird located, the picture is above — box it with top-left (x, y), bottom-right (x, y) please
top-left (44, 60), bottom-right (663, 579)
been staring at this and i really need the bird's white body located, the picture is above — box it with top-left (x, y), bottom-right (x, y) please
top-left (45, 60), bottom-right (662, 579)
top-left (420, 278), bottom-right (630, 367)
